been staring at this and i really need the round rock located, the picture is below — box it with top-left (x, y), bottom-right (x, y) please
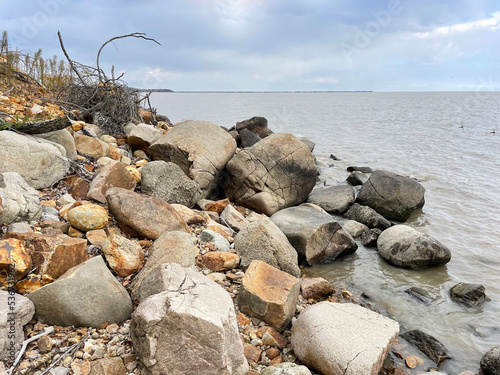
top-left (67, 204), bottom-right (108, 232)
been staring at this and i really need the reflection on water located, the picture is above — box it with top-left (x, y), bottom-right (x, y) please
top-left (151, 91), bottom-right (500, 374)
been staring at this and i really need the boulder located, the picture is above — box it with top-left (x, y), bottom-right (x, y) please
top-left (128, 231), bottom-right (197, 300)
top-left (224, 133), bottom-right (318, 216)
top-left (234, 218), bottom-right (300, 277)
top-left (342, 220), bottom-right (368, 238)
top-left (360, 228), bottom-right (382, 247)
top-left (299, 138), bottom-right (315, 152)
top-left (377, 225), bottom-right (452, 269)
top-left (87, 160), bottom-right (137, 203)
top-left (260, 363), bottom-right (312, 375)
top-left (0, 238), bottom-right (31, 286)
top-left (239, 128), bottom-right (261, 148)
top-left (67, 204), bottom-right (109, 232)
top-left (199, 252), bottom-right (240, 272)
top-left (106, 187), bottom-right (189, 240)
top-left (307, 185), bottom-right (355, 214)
top-left (291, 302), bottom-right (399, 375)
top-left (343, 203), bottom-right (391, 230)
top-left (449, 283), bottom-right (489, 307)
top-left (74, 134), bottom-right (109, 159)
top-left (65, 176), bottom-right (90, 200)
top-left (220, 205), bottom-right (250, 232)
top-left (238, 260), bottom-right (300, 331)
top-left (36, 129), bottom-right (77, 161)
top-left (131, 263), bottom-right (248, 375)
top-left (149, 120), bottom-right (237, 198)
top-left (27, 256), bottom-right (132, 327)
top-left (235, 116), bottom-right (269, 138)
top-left (400, 330), bottom-right (451, 365)
top-left (200, 229), bottom-right (230, 252)
top-left (0, 131), bottom-right (70, 189)
top-left (347, 166), bottom-right (373, 173)
top-left (100, 228), bottom-right (145, 277)
top-left (0, 172), bottom-right (42, 225)
top-left (140, 160), bottom-right (202, 207)
top-left (127, 123), bottom-right (163, 150)
top-left (480, 346), bottom-right (500, 375)
top-left (346, 171), bottom-right (369, 186)
top-left (300, 277), bottom-right (334, 300)
top-left (0, 290), bottom-right (35, 361)
top-left (270, 206), bottom-right (357, 266)
top-left (357, 170), bottom-right (425, 221)
top-left (5, 232), bottom-right (88, 280)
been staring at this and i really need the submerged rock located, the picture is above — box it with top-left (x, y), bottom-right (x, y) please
top-left (450, 282), bottom-right (489, 307)
top-left (344, 203), bottom-right (391, 230)
top-left (377, 225), bottom-right (451, 269)
top-left (480, 345), bottom-right (500, 375)
top-left (400, 329), bottom-right (451, 365)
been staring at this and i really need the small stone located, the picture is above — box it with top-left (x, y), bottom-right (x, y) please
top-left (269, 355), bottom-right (283, 365)
top-left (266, 348), bottom-right (280, 360)
top-left (244, 343), bottom-right (262, 363)
top-left (37, 335), bottom-right (53, 352)
top-left (237, 313), bottom-right (251, 326)
top-left (200, 252), bottom-right (240, 271)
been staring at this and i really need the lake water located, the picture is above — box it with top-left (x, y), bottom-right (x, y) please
top-left (150, 91), bottom-right (500, 374)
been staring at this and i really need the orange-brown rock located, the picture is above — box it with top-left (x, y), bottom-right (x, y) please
top-left (238, 260), bottom-right (300, 331)
top-left (200, 198), bottom-right (231, 214)
top-left (237, 313), bottom-right (251, 327)
top-left (67, 226), bottom-right (84, 238)
top-left (0, 238), bottom-right (32, 286)
top-left (125, 165), bottom-right (141, 183)
top-left (67, 204), bottom-right (109, 232)
top-left (269, 355), bottom-right (283, 365)
top-left (265, 348), bottom-right (280, 360)
top-left (171, 204), bottom-right (205, 224)
top-left (89, 356), bottom-right (127, 375)
top-left (206, 220), bottom-right (233, 241)
top-left (14, 274), bottom-right (53, 294)
top-left (259, 326), bottom-right (288, 349)
top-left (300, 277), bottom-right (334, 300)
top-left (6, 232), bottom-right (88, 280)
top-left (138, 108), bottom-right (153, 124)
top-left (243, 344), bottom-right (262, 364)
top-left (86, 229), bottom-right (108, 248)
top-left (200, 252), bottom-right (239, 272)
top-left (75, 134), bottom-right (110, 159)
top-left (100, 229), bottom-right (145, 277)
top-left (87, 160), bottom-right (136, 203)
top-left (65, 176), bottom-right (90, 200)
top-left (105, 187), bottom-right (189, 240)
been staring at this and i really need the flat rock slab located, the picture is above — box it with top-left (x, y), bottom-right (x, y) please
top-left (377, 225), bottom-right (451, 269)
top-left (307, 185), bottom-right (355, 214)
top-left (224, 133), bottom-right (318, 216)
top-left (149, 120), bottom-right (237, 198)
top-left (291, 302), bottom-right (399, 375)
top-left (271, 206), bottom-right (357, 266)
top-left (131, 263), bottom-right (248, 375)
top-left (343, 203), bottom-right (391, 230)
top-left (238, 260), bottom-right (300, 331)
top-left (106, 187), bottom-right (189, 240)
top-left (357, 170), bottom-right (425, 222)
top-left (27, 256), bottom-right (133, 327)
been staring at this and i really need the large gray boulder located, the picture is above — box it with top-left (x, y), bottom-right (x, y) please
top-left (148, 120), bottom-right (237, 199)
top-left (291, 302), bottom-right (399, 375)
top-left (36, 129), bottom-right (77, 161)
top-left (0, 131), bottom-right (70, 189)
top-left (377, 225), bottom-right (452, 269)
top-left (27, 256), bottom-right (133, 327)
top-left (270, 206), bottom-right (357, 266)
top-left (0, 290), bottom-right (35, 361)
top-left (357, 170), bottom-right (425, 222)
top-left (0, 172), bottom-right (42, 225)
top-left (141, 160), bottom-right (202, 207)
top-left (234, 218), bottom-right (300, 277)
top-left (225, 133), bottom-right (318, 216)
top-left (307, 185), bottom-right (355, 214)
top-left (131, 263), bottom-right (248, 375)
top-left (235, 116), bottom-right (269, 138)
top-left (128, 231), bottom-right (198, 300)
top-left (480, 346), bottom-right (500, 375)
top-left (343, 203), bottom-right (391, 230)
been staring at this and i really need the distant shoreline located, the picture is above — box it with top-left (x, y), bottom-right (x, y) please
top-left (137, 89), bottom-right (374, 93)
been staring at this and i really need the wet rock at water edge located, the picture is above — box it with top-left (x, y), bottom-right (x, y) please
top-left (344, 203), bottom-right (391, 230)
top-left (307, 185), bottom-right (355, 214)
top-left (400, 329), bottom-right (451, 365)
top-left (406, 286), bottom-right (434, 305)
top-left (357, 170), bottom-right (425, 222)
top-left (450, 282), bottom-right (489, 307)
top-left (235, 116), bottom-right (269, 138)
top-left (346, 171), bottom-right (369, 186)
top-left (347, 166), bottom-right (373, 173)
top-left (239, 127), bottom-right (261, 148)
top-left (360, 228), bottom-right (382, 247)
top-left (480, 345), bottom-right (500, 375)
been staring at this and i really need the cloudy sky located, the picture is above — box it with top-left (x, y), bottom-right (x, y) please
top-left (1, 0), bottom-right (499, 91)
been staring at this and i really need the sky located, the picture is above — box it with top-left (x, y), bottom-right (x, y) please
top-left (1, 0), bottom-right (499, 91)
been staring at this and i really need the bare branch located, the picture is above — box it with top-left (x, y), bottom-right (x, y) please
top-left (57, 31), bottom-right (86, 86)
top-left (96, 33), bottom-right (161, 83)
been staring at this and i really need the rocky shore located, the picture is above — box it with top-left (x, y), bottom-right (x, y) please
top-left (0, 96), bottom-right (498, 375)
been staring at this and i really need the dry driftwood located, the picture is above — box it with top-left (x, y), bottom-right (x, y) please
top-left (0, 116), bottom-right (71, 134)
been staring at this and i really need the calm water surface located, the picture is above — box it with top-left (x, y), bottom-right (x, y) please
top-left (150, 91), bottom-right (500, 374)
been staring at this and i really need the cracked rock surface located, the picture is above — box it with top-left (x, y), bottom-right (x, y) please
top-left (131, 263), bottom-right (248, 375)
top-left (224, 133), bottom-right (318, 216)
top-left (0, 172), bottom-right (42, 225)
top-left (291, 302), bottom-right (399, 375)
